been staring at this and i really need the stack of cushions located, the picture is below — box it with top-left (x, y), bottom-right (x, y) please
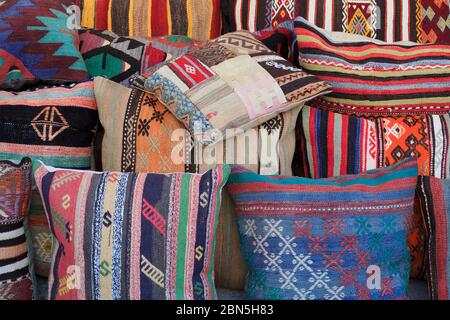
top-left (0, 0), bottom-right (89, 90)
top-left (227, 159), bottom-right (418, 300)
top-left (222, 0), bottom-right (450, 44)
top-left (34, 161), bottom-right (230, 300)
top-left (0, 158), bottom-right (33, 300)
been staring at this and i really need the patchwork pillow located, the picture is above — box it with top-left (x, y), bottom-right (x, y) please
top-left (227, 159), bottom-right (418, 300)
top-left (79, 29), bottom-right (198, 87)
top-left (0, 158), bottom-right (33, 300)
top-left (222, 0), bottom-right (450, 44)
top-left (0, 0), bottom-right (89, 90)
top-left (77, 0), bottom-right (222, 41)
top-left (140, 31), bottom-right (331, 145)
top-left (417, 176), bottom-right (450, 300)
top-left (34, 162), bottom-right (230, 300)
top-left (294, 17), bottom-right (450, 118)
top-left (0, 81), bottom-right (98, 277)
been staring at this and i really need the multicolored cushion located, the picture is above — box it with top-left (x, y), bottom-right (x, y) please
top-left (222, 0), bottom-right (450, 44)
top-left (293, 105), bottom-right (450, 278)
top-left (294, 17), bottom-right (450, 118)
top-left (0, 0), bottom-right (89, 90)
top-left (417, 176), bottom-right (450, 300)
top-left (0, 81), bottom-right (98, 277)
top-left (0, 158), bottom-right (33, 300)
top-left (140, 31), bottom-right (331, 145)
top-left (79, 29), bottom-right (198, 87)
top-left (77, 0), bottom-right (222, 41)
top-left (227, 159), bottom-right (418, 300)
top-left (34, 162), bottom-right (230, 300)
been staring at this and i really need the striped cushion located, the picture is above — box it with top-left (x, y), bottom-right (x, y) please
top-left (0, 158), bottom-right (32, 300)
top-left (294, 17), bottom-right (450, 117)
top-left (34, 162), bottom-right (229, 300)
top-left (77, 0), bottom-right (222, 41)
top-left (0, 82), bottom-right (98, 277)
top-left (222, 0), bottom-right (450, 44)
top-left (227, 159), bottom-right (418, 300)
top-left (417, 176), bottom-right (450, 300)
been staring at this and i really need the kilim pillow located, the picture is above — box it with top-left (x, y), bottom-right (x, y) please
top-left (294, 17), bottom-right (450, 118)
top-left (293, 105), bottom-right (450, 279)
top-left (0, 81), bottom-right (98, 277)
top-left (417, 176), bottom-right (450, 300)
top-left (76, 0), bottom-right (222, 42)
top-left (34, 162), bottom-right (230, 300)
top-left (222, 1), bottom-right (450, 44)
top-left (227, 159), bottom-right (418, 300)
top-left (0, 0), bottom-right (89, 90)
top-left (79, 29), bottom-right (199, 87)
top-left (140, 31), bottom-right (331, 145)
top-left (0, 158), bottom-right (33, 300)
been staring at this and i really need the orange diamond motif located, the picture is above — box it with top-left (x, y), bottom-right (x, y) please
top-left (31, 106), bottom-right (69, 141)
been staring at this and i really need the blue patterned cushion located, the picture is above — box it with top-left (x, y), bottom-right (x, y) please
top-left (227, 159), bottom-right (418, 300)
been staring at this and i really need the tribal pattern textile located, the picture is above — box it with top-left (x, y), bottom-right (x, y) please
top-left (0, 0), bottom-right (89, 90)
top-left (0, 158), bottom-right (33, 300)
top-left (417, 176), bottom-right (450, 300)
top-left (0, 81), bottom-right (98, 276)
top-left (295, 17), bottom-right (450, 118)
top-left (226, 159), bottom-right (417, 300)
top-left (77, 0), bottom-right (221, 41)
top-left (222, 0), bottom-right (450, 44)
top-left (141, 31), bottom-right (331, 145)
top-left (80, 29), bottom-right (198, 87)
top-left (34, 162), bottom-right (230, 300)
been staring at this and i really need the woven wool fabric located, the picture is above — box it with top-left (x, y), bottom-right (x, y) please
top-left (76, 0), bottom-right (221, 41)
top-left (222, 0), bottom-right (450, 44)
top-left (0, 81), bottom-right (98, 277)
top-left (294, 17), bottom-right (450, 117)
top-left (293, 105), bottom-right (450, 278)
top-left (0, 0), bottom-right (89, 90)
top-left (0, 158), bottom-right (33, 300)
top-left (227, 159), bottom-right (418, 300)
top-left (34, 162), bottom-right (230, 300)
top-left (417, 176), bottom-right (450, 300)
top-left (79, 29), bottom-right (198, 87)
top-left (141, 31), bottom-right (331, 145)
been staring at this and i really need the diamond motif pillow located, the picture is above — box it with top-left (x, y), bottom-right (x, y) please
top-left (34, 162), bottom-right (230, 300)
top-left (227, 159), bottom-right (418, 300)
top-left (0, 81), bottom-right (98, 277)
top-left (0, 158), bottom-right (33, 300)
top-left (0, 0), bottom-right (89, 90)
top-left (140, 31), bottom-right (331, 145)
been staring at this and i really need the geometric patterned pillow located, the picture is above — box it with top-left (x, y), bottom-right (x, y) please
top-left (0, 158), bottom-right (33, 300)
top-left (35, 162), bottom-right (230, 300)
top-left (0, 0), bottom-right (89, 90)
top-left (0, 81), bottom-right (98, 277)
top-left (227, 159), bottom-right (418, 300)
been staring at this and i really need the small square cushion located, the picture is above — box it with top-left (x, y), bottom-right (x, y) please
top-left (77, 0), bottom-right (222, 41)
top-left (0, 81), bottom-right (98, 277)
top-left (34, 162), bottom-right (230, 300)
top-left (227, 159), bottom-right (418, 300)
top-left (417, 176), bottom-right (450, 300)
top-left (294, 17), bottom-right (450, 118)
top-left (0, 157), bottom-right (33, 300)
top-left (0, 0), bottom-right (89, 90)
top-left (141, 31), bottom-right (331, 145)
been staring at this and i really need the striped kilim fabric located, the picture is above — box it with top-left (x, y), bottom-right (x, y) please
top-left (227, 159), bottom-right (418, 300)
top-left (0, 81), bottom-right (98, 277)
top-left (77, 0), bottom-right (222, 41)
top-left (417, 176), bottom-right (450, 300)
top-left (35, 162), bottom-right (230, 300)
top-left (294, 17), bottom-right (450, 117)
top-left (0, 158), bottom-right (32, 300)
